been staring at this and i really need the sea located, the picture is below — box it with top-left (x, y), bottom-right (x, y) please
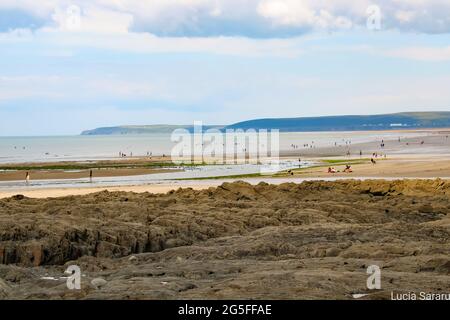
top-left (0, 131), bottom-right (427, 164)
top-left (0, 131), bottom-right (430, 190)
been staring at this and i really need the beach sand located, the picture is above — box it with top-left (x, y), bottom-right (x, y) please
top-left (0, 157), bottom-right (177, 182)
top-left (0, 183), bottom-right (211, 199)
top-left (0, 180), bottom-right (449, 299)
top-left (0, 167), bottom-right (178, 183)
top-left (2, 139), bottom-right (450, 198)
top-left (0, 129), bottom-right (449, 198)
top-left (279, 157), bottom-right (450, 178)
top-left (1, 157), bottom-right (450, 199)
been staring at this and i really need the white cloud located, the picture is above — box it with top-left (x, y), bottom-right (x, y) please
top-left (258, 0), bottom-right (314, 27)
top-left (257, 0), bottom-right (354, 31)
top-left (395, 10), bottom-right (416, 23)
top-left (50, 5), bottom-right (133, 34)
top-left (1, 0), bottom-right (450, 37)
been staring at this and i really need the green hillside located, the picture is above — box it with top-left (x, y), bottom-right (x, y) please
top-left (225, 112), bottom-right (450, 132)
top-left (81, 125), bottom-right (224, 135)
top-left (81, 112), bottom-right (450, 135)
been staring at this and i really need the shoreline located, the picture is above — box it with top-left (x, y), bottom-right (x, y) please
top-left (1, 129), bottom-right (450, 198)
top-left (2, 128), bottom-right (448, 166)
top-left (2, 170), bottom-right (450, 199)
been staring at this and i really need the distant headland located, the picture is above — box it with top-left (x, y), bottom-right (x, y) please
top-left (81, 112), bottom-right (450, 135)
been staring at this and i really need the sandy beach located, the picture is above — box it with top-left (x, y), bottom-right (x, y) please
top-left (1, 156), bottom-right (450, 199)
top-left (0, 167), bottom-right (179, 183)
top-left (1, 129), bottom-right (449, 198)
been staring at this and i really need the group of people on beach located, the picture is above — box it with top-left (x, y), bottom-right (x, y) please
top-left (119, 151), bottom-right (132, 158)
top-left (289, 142), bottom-right (321, 150)
top-left (333, 139), bottom-right (352, 147)
top-left (327, 165), bottom-right (353, 174)
top-left (370, 152), bottom-right (386, 165)
top-left (119, 151), bottom-right (154, 158)
top-left (295, 142), bottom-right (315, 149)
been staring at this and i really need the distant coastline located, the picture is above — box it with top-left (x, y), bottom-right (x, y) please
top-left (81, 111), bottom-right (450, 135)
top-left (81, 125), bottom-right (224, 135)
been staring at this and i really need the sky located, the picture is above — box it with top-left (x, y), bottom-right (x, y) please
top-left (0, 1), bottom-right (450, 136)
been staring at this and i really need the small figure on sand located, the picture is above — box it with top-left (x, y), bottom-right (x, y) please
top-left (344, 165), bottom-right (353, 173)
top-left (327, 167), bottom-right (337, 173)
top-left (25, 172), bottom-right (30, 185)
top-left (371, 158), bottom-right (376, 165)
top-left (89, 169), bottom-right (93, 182)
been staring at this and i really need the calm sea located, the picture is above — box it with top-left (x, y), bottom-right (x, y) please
top-left (0, 131), bottom-right (427, 164)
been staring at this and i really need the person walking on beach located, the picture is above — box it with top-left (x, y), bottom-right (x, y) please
top-left (89, 169), bottom-right (93, 182)
top-left (25, 172), bottom-right (30, 185)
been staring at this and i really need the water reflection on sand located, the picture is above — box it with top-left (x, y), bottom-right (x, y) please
top-left (0, 159), bottom-right (315, 190)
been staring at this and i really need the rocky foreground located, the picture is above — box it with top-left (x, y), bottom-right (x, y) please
top-left (0, 180), bottom-right (449, 299)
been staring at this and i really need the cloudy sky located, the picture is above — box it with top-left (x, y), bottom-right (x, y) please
top-left (0, 0), bottom-right (450, 135)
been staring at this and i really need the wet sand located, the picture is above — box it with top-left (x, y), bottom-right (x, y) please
top-left (280, 129), bottom-right (450, 157)
top-left (279, 157), bottom-right (450, 178)
top-left (0, 183), bottom-right (212, 199)
top-left (0, 180), bottom-right (449, 299)
top-left (1, 157), bottom-right (450, 199)
top-left (2, 155), bottom-right (450, 199)
top-left (0, 167), bottom-right (178, 183)
top-left (0, 157), bottom-right (177, 182)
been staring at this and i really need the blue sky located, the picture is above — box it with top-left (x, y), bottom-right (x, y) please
top-left (0, 1), bottom-right (450, 136)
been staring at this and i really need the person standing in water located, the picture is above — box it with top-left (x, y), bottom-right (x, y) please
top-left (89, 169), bottom-right (93, 182)
top-left (25, 172), bottom-right (30, 185)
